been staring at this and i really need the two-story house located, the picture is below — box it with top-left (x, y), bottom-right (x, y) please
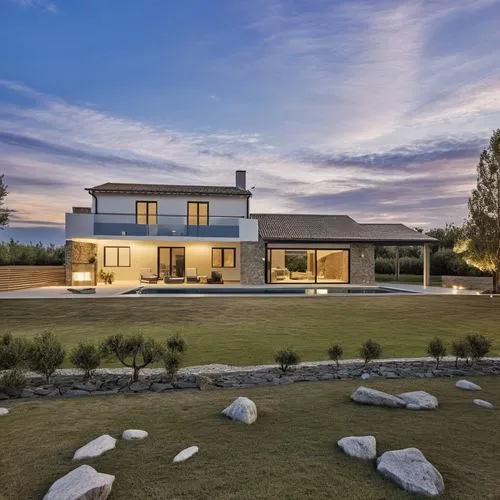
top-left (65, 170), bottom-right (436, 286)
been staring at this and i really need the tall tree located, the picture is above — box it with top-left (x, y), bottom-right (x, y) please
top-left (457, 129), bottom-right (500, 293)
top-left (0, 175), bottom-right (13, 228)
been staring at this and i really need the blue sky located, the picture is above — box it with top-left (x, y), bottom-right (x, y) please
top-left (1, 0), bottom-right (500, 244)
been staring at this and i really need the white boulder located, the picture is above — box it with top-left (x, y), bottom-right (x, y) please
top-left (122, 429), bottom-right (148, 440)
top-left (473, 399), bottom-right (494, 409)
top-left (377, 448), bottom-right (444, 497)
top-left (337, 435), bottom-right (376, 460)
top-left (0, 408), bottom-right (9, 416)
top-left (222, 397), bottom-right (257, 424)
top-left (398, 391), bottom-right (438, 410)
top-left (456, 380), bottom-right (482, 391)
top-left (361, 373), bottom-right (370, 380)
top-left (173, 445), bottom-right (199, 463)
top-left (73, 435), bottom-right (117, 460)
top-left (350, 387), bottom-right (406, 408)
top-left (43, 464), bottom-right (115, 500)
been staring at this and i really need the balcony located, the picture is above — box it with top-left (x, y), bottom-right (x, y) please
top-left (65, 213), bottom-right (259, 241)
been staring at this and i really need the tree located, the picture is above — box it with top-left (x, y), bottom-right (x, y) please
top-left (457, 130), bottom-right (500, 292)
top-left (0, 175), bottom-right (13, 228)
top-left (327, 343), bottom-right (343, 370)
top-left (27, 331), bottom-right (65, 383)
top-left (100, 334), bottom-right (164, 382)
top-left (427, 337), bottom-right (446, 369)
top-left (359, 339), bottom-right (382, 365)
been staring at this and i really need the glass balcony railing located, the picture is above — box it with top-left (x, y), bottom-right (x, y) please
top-left (92, 214), bottom-right (241, 237)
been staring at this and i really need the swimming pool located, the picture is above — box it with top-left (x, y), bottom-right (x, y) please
top-left (122, 286), bottom-right (413, 295)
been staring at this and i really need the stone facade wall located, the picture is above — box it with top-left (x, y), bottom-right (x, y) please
top-left (442, 276), bottom-right (492, 291)
top-left (1, 359), bottom-right (498, 400)
top-left (65, 240), bottom-right (98, 285)
top-left (240, 239), bottom-right (266, 285)
top-left (350, 243), bottom-right (375, 284)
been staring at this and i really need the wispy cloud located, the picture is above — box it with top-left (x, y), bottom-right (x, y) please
top-left (8, 0), bottom-right (58, 13)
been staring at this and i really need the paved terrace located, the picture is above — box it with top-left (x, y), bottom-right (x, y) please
top-left (0, 282), bottom-right (480, 299)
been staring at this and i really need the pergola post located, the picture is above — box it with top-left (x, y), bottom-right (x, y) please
top-left (395, 247), bottom-right (400, 281)
top-left (423, 243), bottom-right (430, 287)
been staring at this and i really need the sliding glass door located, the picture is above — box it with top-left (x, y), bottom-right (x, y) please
top-left (267, 248), bottom-right (349, 283)
top-left (158, 247), bottom-right (185, 278)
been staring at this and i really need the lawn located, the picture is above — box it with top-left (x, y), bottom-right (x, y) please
top-left (376, 273), bottom-right (443, 286)
top-left (0, 296), bottom-right (499, 368)
top-left (1, 378), bottom-right (499, 499)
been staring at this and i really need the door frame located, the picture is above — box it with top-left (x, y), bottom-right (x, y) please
top-left (157, 246), bottom-right (186, 278)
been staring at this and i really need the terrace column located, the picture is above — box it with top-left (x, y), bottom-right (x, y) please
top-left (423, 243), bottom-right (430, 287)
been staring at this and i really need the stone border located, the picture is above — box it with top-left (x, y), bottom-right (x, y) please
top-left (1, 358), bottom-right (499, 401)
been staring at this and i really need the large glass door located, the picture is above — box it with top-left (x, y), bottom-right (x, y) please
top-left (158, 247), bottom-right (185, 278)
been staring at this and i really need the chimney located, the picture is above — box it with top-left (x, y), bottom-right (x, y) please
top-left (235, 170), bottom-right (246, 190)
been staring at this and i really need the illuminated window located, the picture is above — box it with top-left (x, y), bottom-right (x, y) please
top-left (104, 246), bottom-right (131, 267)
top-left (187, 202), bottom-right (208, 226)
top-left (212, 248), bottom-right (235, 268)
top-left (136, 201), bottom-right (157, 224)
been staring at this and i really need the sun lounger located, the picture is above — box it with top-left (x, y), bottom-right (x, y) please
top-left (67, 288), bottom-right (96, 294)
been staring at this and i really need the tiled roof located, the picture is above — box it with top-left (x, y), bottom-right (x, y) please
top-left (86, 182), bottom-right (252, 197)
top-left (250, 214), bottom-right (437, 243)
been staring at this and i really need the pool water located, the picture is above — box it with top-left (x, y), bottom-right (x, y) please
top-left (122, 286), bottom-right (413, 295)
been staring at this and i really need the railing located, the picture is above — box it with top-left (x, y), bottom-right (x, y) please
top-left (92, 213), bottom-right (242, 238)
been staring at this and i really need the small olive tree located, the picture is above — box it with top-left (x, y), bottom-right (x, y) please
top-left (163, 334), bottom-right (187, 380)
top-left (466, 334), bottom-right (491, 364)
top-left (100, 334), bottom-right (164, 382)
top-left (451, 338), bottom-right (470, 368)
top-left (360, 339), bottom-right (382, 366)
top-left (70, 342), bottom-right (101, 380)
top-left (27, 331), bottom-right (65, 383)
top-left (427, 337), bottom-right (447, 368)
top-left (0, 333), bottom-right (30, 370)
top-left (274, 348), bottom-right (300, 375)
top-left (327, 343), bottom-right (343, 370)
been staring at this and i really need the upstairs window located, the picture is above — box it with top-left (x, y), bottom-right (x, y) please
top-left (136, 201), bottom-right (157, 224)
top-left (187, 201), bottom-right (208, 226)
top-left (212, 247), bottom-right (236, 268)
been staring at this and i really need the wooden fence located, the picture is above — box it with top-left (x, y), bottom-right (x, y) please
top-left (0, 266), bottom-right (66, 292)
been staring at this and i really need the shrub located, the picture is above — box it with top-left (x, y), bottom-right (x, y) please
top-left (98, 269), bottom-right (114, 284)
top-left (327, 343), bottom-right (343, 370)
top-left (163, 350), bottom-right (183, 380)
top-left (0, 367), bottom-right (27, 397)
top-left (274, 348), bottom-right (300, 375)
top-left (167, 334), bottom-right (186, 354)
top-left (466, 334), bottom-right (491, 364)
top-left (0, 333), bottom-right (30, 370)
top-left (100, 334), bottom-right (164, 382)
top-left (27, 331), bottom-right (65, 383)
top-left (427, 337), bottom-right (447, 368)
top-left (451, 338), bottom-right (470, 367)
top-left (70, 342), bottom-right (101, 380)
top-left (359, 339), bottom-right (382, 365)
top-left (375, 258), bottom-right (395, 275)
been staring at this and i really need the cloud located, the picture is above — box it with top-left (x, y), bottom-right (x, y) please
top-left (8, 0), bottom-right (58, 13)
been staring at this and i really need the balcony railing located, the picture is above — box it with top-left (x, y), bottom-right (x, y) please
top-left (93, 213), bottom-right (241, 238)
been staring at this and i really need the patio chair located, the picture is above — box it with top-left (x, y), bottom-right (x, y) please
top-left (207, 271), bottom-right (224, 284)
top-left (186, 267), bottom-right (200, 283)
top-left (67, 288), bottom-right (96, 294)
top-left (140, 268), bottom-right (159, 284)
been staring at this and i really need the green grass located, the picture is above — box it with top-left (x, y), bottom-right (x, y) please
top-left (1, 378), bottom-right (499, 499)
top-left (0, 296), bottom-right (499, 368)
top-left (376, 273), bottom-right (443, 286)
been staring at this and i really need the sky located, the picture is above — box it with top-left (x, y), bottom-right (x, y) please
top-left (1, 0), bottom-right (500, 244)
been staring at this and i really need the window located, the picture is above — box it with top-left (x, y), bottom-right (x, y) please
top-left (136, 201), bottom-right (157, 224)
top-left (104, 246), bottom-right (131, 267)
top-left (187, 201), bottom-right (208, 226)
top-left (212, 247), bottom-right (236, 268)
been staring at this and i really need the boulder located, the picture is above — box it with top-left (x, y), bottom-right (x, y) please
top-left (397, 391), bottom-right (438, 410)
top-left (222, 397), bottom-right (258, 424)
top-left (377, 448), bottom-right (444, 497)
top-left (150, 382), bottom-right (173, 392)
top-left (337, 436), bottom-right (376, 460)
top-left (173, 445), bottom-right (199, 463)
top-left (196, 375), bottom-right (216, 391)
top-left (360, 373), bottom-right (370, 380)
top-left (43, 464), bottom-right (114, 500)
top-left (73, 435), bottom-right (117, 460)
top-left (456, 380), bottom-right (482, 391)
top-left (473, 399), bottom-right (495, 409)
top-left (350, 387), bottom-right (406, 408)
top-left (122, 429), bottom-right (148, 440)
top-left (0, 407), bottom-right (9, 416)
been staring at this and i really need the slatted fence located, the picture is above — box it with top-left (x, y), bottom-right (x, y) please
top-left (0, 266), bottom-right (66, 292)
